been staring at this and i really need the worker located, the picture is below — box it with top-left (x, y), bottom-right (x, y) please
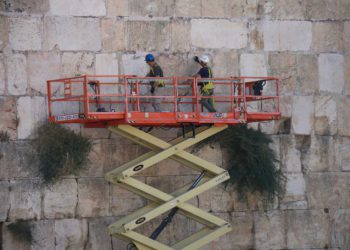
top-left (145, 54), bottom-right (164, 112)
top-left (193, 55), bottom-right (216, 112)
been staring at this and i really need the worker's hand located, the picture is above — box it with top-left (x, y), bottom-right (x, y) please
top-left (150, 86), bottom-right (155, 94)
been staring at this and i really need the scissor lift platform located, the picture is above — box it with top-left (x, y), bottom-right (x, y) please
top-left (47, 75), bottom-right (280, 250)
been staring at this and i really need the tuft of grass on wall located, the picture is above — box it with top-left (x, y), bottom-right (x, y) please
top-left (0, 131), bottom-right (10, 142)
top-left (7, 220), bottom-right (33, 244)
top-left (197, 125), bottom-right (286, 205)
top-left (33, 123), bottom-right (92, 184)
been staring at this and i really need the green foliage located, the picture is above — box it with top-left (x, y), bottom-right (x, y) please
top-left (0, 131), bottom-right (10, 142)
top-left (7, 220), bottom-right (33, 244)
top-left (199, 125), bottom-right (286, 204)
top-left (33, 123), bottom-right (92, 184)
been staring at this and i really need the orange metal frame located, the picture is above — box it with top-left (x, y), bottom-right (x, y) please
top-left (47, 75), bottom-right (280, 127)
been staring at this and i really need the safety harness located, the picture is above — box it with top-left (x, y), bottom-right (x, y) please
top-left (201, 67), bottom-right (214, 94)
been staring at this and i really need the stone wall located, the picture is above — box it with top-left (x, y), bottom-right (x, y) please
top-left (0, 0), bottom-right (350, 249)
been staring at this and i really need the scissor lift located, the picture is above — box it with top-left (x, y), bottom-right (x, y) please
top-left (47, 75), bottom-right (280, 249)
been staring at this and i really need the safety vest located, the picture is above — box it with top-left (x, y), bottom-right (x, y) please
top-left (201, 67), bottom-right (214, 94)
top-left (150, 66), bottom-right (165, 87)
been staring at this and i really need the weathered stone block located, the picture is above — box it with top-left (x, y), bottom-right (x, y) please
top-left (9, 17), bottom-right (42, 50)
top-left (305, 0), bottom-right (340, 20)
top-left (62, 52), bottom-right (94, 77)
top-left (127, 21), bottom-right (171, 51)
top-left (212, 50), bottom-right (239, 77)
top-left (0, 181), bottom-right (10, 221)
top-left (249, 22), bottom-right (264, 50)
top-left (86, 218), bottom-right (114, 250)
top-left (17, 96), bottom-right (47, 139)
top-left (286, 209), bottom-right (330, 249)
top-left (28, 52), bottom-right (61, 94)
top-left (0, 0), bottom-right (49, 13)
top-left (128, 0), bottom-right (175, 16)
top-left (175, 0), bottom-right (201, 17)
top-left (8, 180), bottom-right (41, 220)
top-left (0, 16), bottom-right (8, 50)
top-left (344, 55), bottom-right (350, 96)
top-left (241, 0), bottom-right (258, 18)
top-left (335, 137), bottom-right (350, 171)
top-left (31, 220), bottom-right (55, 250)
top-left (6, 53), bottom-right (27, 95)
top-left (171, 20), bottom-right (190, 52)
top-left (306, 173), bottom-right (350, 209)
top-left (201, 0), bottom-right (234, 18)
top-left (254, 211), bottom-right (286, 249)
top-left (55, 219), bottom-right (88, 250)
top-left (191, 19), bottom-right (248, 49)
top-left (43, 179), bottom-right (77, 219)
top-left (291, 96), bottom-right (314, 135)
top-left (44, 17), bottom-right (101, 51)
top-left (101, 19), bottom-right (125, 51)
top-left (280, 200), bottom-right (308, 210)
top-left (157, 53), bottom-right (190, 76)
top-left (330, 209), bottom-right (350, 249)
top-left (0, 54), bottom-right (5, 94)
top-left (319, 53), bottom-right (344, 94)
top-left (269, 53), bottom-right (297, 96)
top-left (280, 135), bottom-right (302, 173)
top-left (296, 54), bottom-right (318, 95)
top-left (49, 0), bottom-right (106, 16)
top-left (95, 53), bottom-right (119, 81)
top-left (314, 96), bottom-right (337, 135)
top-left (312, 22), bottom-right (343, 53)
top-left (121, 52), bottom-right (148, 75)
top-left (106, 0), bottom-right (128, 16)
top-left (77, 178), bottom-right (109, 217)
top-left (264, 0), bottom-right (306, 19)
top-left (0, 141), bottom-right (38, 179)
top-left (345, 21), bottom-right (350, 54)
top-left (264, 21), bottom-right (312, 51)
top-left (240, 54), bottom-right (267, 77)
top-left (282, 173), bottom-right (305, 203)
top-left (0, 97), bottom-right (17, 139)
top-left (2, 221), bottom-right (32, 250)
top-left (338, 96), bottom-right (350, 136)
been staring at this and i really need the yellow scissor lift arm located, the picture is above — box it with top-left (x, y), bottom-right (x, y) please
top-left (105, 125), bottom-right (232, 250)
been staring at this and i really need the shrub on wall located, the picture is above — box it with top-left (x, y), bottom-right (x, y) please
top-left (197, 125), bottom-right (285, 204)
top-left (33, 123), bottom-right (92, 184)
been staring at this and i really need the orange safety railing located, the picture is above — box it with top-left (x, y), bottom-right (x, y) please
top-left (47, 75), bottom-right (280, 127)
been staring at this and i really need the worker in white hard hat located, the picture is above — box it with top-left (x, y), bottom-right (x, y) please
top-left (193, 55), bottom-right (216, 112)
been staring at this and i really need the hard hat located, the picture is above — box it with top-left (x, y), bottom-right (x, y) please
top-left (145, 54), bottom-right (155, 62)
top-left (199, 55), bottom-right (210, 64)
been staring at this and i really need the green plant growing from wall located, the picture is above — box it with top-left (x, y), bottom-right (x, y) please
top-left (7, 220), bottom-right (33, 244)
top-left (196, 125), bottom-right (285, 205)
top-left (33, 123), bottom-right (92, 184)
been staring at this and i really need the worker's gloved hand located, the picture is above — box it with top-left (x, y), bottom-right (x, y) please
top-left (150, 86), bottom-right (155, 94)
top-left (193, 56), bottom-right (199, 63)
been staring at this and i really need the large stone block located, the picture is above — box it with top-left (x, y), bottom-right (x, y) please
top-left (55, 219), bottom-right (88, 250)
top-left (8, 180), bottom-right (41, 220)
top-left (296, 54), bottom-right (318, 95)
top-left (157, 53), bottom-right (191, 76)
top-left (191, 19), bottom-right (248, 49)
top-left (312, 22), bottom-right (343, 53)
top-left (0, 97), bottom-right (17, 139)
top-left (0, 0), bottom-right (49, 13)
top-left (101, 19), bottom-right (125, 51)
top-left (338, 96), bottom-right (350, 136)
top-left (335, 137), bottom-right (350, 171)
top-left (86, 218), bottom-right (114, 250)
top-left (106, 0), bottom-right (128, 16)
top-left (44, 17), bottom-right (101, 51)
top-left (262, 0), bottom-right (306, 19)
top-left (31, 220), bottom-right (55, 250)
top-left (345, 55), bottom-right (350, 96)
top-left (286, 210), bottom-right (330, 249)
top-left (319, 53), bottom-right (344, 94)
top-left (291, 96), bottom-right (314, 135)
top-left (314, 96), bottom-right (337, 135)
top-left (127, 21), bottom-right (171, 51)
top-left (2, 221), bottom-right (32, 250)
top-left (0, 16), bottom-right (8, 50)
top-left (282, 173), bottom-right (306, 203)
top-left (240, 53), bottom-right (267, 77)
top-left (306, 173), bottom-right (350, 209)
top-left (269, 53), bottom-right (297, 96)
top-left (254, 211), bottom-right (286, 250)
top-left (280, 135), bottom-right (302, 173)
top-left (6, 53), bottom-right (27, 95)
top-left (17, 96), bottom-right (47, 139)
top-left (345, 21), bottom-right (350, 53)
top-left (263, 21), bottom-right (312, 51)
top-left (212, 50), bottom-right (239, 77)
top-left (0, 141), bottom-right (38, 179)
top-left (77, 178), bottom-right (109, 217)
top-left (175, 0), bottom-right (201, 17)
top-left (121, 52), bottom-right (148, 75)
top-left (305, 0), bottom-right (340, 20)
top-left (43, 179), bottom-right (77, 219)
top-left (249, 21), bottom-right (264, 50)
top-left (330, 209), bottom-right (350, 249)
top-left (128, 0), bottom-right (175, 16)
top-left (28, 52), bottom-right (61, 94)
top-left (171, 20), bottom-right (190, 52)
top-left (201, 0), bottom-right (234, 18)
top-left (0, 181), bottom-right (10, 221)
top-left (62, 52), bottom-right (94, 77)
top-left (9, 17), bottom-right (42, 50)
top-left (0, 54), bottom-right (5, 94)
top-left (96, 53), bottom-right (118, 75)
top-left (49, 0), bottom-right (106, 16)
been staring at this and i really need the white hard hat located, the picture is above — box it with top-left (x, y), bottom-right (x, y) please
top-left (199, 55), bottom-right (210, 64)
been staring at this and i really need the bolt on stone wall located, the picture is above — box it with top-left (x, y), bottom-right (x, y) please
top-left (0, 0), bottom-right (350, 249)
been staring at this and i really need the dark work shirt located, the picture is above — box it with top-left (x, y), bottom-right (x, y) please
top-left (147, 64), bottom-right (163, 77)
top-left (197, 67), bottom-right (212, 88)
